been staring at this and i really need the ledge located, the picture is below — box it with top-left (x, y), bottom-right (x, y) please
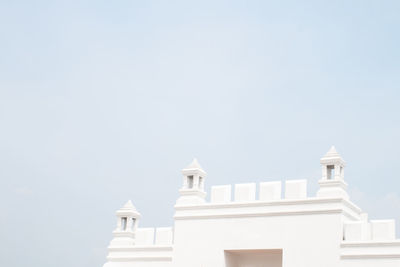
top-left (341, 254), bottom-right (400, 260)
top-left (108, 246), bottom-right (173, 252)
top-left (107, 256), bottom-right (173, 262)
top-left (174, 197), bottom-right (361, 220)
top-left (341, 241), bottom-right (400, 248)
top-left (175, 197), bottom-right (361, 214)
top-left (174, 208), bottom-right (350, 220)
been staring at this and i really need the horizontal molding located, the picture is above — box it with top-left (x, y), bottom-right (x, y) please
top-left (175, 197), bottom-right (342, 210)
top-left (107, 256), bottom-right (172, 262)
top-left (174, 197), bottom-right (361, 221)
top-left (341, 199), bottom-right (362, 214)
top-left (108, 246), bottom-right (173, 252)
top-left (341, 241), bottom-right (400, 248)
top-left (175, 197), bottom-right (361, 214)
top-left (112, 231), bottom-right (135, 238)
top-left (175, 208), bottom-right (344, 220)
top-left (342, 210), bottom-right (360, 221)
top-left (341, 254), bottom-right (400, 260)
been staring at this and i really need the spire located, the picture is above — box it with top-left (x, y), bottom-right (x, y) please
top-left (322, 146), bottom-right (341, 159)
top-left (320, 145), bottom-right (345, 165)
top-left (116, 200), bottom-right (141, 218)
top-left (326, 145), bottom-right (338, 155)
top-left (110, 200), bottom-right (141, 247)
top-left (182, 158), bottom-right (206, 177)
top-left (317, 146), bottom-right (348, 199)
top-left (184, 158), bottom-right (203, 170)
top-left (122, 200), bottom-right (136, 210)
top-left (177, 158), bottom-right (207, 205)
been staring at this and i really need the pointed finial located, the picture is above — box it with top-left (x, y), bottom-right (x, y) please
top-left (185, 158), bottom-right (203, 170)
top-left (120, 200), bottom-right (138, 212)
top-left (321, 145), bottom-right (345, 165)
top-left (328, 145), bottom-right (337, 154)
top-left (123, 200), bottom-right (134, 209)
top-left (117, 200), bottom-right (141, 217)
top-left (323, 145), bottom-right (341, 158)
top-left (182, 158), bottom-right (206, 176)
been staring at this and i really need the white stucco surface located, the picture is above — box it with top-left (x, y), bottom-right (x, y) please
top-left (102, 147), bottom-right (400, 267)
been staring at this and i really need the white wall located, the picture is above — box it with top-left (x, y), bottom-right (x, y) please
top-left (225, 249), bottom-right (282, 267)
top-left (173, 213), bottom-right (343, 267)
top-left (103, 178), bottom-right (400, 267)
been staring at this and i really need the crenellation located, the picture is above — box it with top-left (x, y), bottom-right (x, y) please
top-left (211, 180), bottom-right (310, 203)
top-left (103, 147), bottom-right (400, 267)
top-left (360, 212), bottom-right (368, 221)
top-left (284, 179), bottom-right (307, 199)
top-left (371, 220), bottom-right (396, 241)
top-left (343, 219), bottom-right (397, 242)
top-left (344, 221), bottom-right (371, 241)
top-left (134, 228), bottom-right (155, 246)
top-left (155, 227), bottom-right (174, 246)
top-left (210, 185), bottom-right (232, 203)
top-left (260, 181), bottom-right (282, 201)
top-left (234, 183), bottom-right (256, 202)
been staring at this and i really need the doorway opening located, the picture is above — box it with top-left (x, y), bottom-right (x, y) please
top-left (224, 249), bottom-right (282, 267)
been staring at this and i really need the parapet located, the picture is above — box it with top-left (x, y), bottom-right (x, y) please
top-left (209, 179), bottom-right (308, 204)
top-left (105, 226), bottom-right (174, 265)
top-left (174, 178), bottom-right (364, 222)
top-left (135, 228), bottom-right (155, 246)
top-left (341, 217), bottom-right (400, 260)
top-left (134, 227), bottom-right (174, 246)
top-left (104, 149), bottom-right (400, 267)
top-left (210, 185), bottom-right (231, 203)
top-left (344, 217), bottom-right (396, 242)
top-left (284, 180), bottom-right (307, 199)
top-left (155, 227), bottom-right (174, 246)
top-left (259, 181), bottom-right (282, 201)
top-left (234, 183), bottom-right (256, 202)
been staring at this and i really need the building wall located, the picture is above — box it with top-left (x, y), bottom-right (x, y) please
top-left (224, 249), bottom-right (282, 267)
top-left (102, 187), bottom-right (400, 267)
top-left (102, 150), bottom-right (400, 267)
top-left (173, 213), bottom-right (343, 267)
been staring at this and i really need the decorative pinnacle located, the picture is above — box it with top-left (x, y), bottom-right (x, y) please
top-left (321, 145), bottom-right (345, 165)
top-left (182, 158), bottom-right (206, 176)
top-left (123, 200), bottom-right (134, 209)
top-left (117, 200), bottom-right (141, 218)
top-left (324, 146), bottom-right (340, 158)
top-left (185, 158), bottom-right (203, 170)
top-left (120, 200), bottom-right (138, 212)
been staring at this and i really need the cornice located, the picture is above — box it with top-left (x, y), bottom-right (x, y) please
top-left (175, 197), bottom-right (343, 210)
top-left (175, 197), bottom-right (361, 213)
top-left (107, 256), bottom-right (172, 262)
top-left (341, 254), bottom-right (400, 259)
top-left (174, 208), bottom-right (347, 220)
top-left (108, 246), bottom-right (173, 252)
top-left (341, 241), bottom-right (400, 248)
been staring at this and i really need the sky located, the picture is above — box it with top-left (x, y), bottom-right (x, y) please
top-left (0, 1), bottom-right (400, 267)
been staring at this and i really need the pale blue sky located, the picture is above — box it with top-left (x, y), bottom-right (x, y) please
top-left (1, 1), bottom-right (400, 267)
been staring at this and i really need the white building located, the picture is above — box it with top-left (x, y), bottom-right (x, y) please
top-left (102, 147), bottom-right (400, 267)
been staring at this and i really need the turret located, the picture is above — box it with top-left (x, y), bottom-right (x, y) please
top-left (109, 200), bottom-right (141, 247)
top-left (317, 146), bottom-right (349, 199)
top-left (176, 158), bottom-right (207, 205)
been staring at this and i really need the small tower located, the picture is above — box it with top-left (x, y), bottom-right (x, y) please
top-left (109, 200), bottom-right (141, 247)
top-left (317, 146), bottom-right (349, 199)
top-left (176, 158), bottom-right (207, 205)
